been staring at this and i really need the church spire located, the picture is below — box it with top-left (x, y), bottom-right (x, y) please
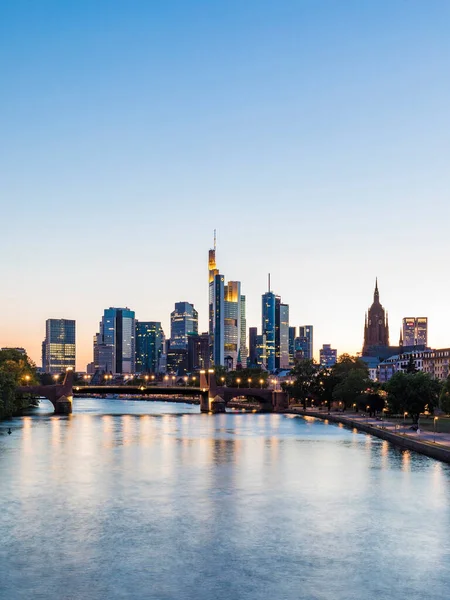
top-left (374, 277), bottom-right (379, 303)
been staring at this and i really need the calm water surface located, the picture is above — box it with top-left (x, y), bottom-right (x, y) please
top-left (1, 398), bottom-right (450, 599)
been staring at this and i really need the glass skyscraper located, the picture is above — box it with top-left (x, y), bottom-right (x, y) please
top-left (94, 307), bottom-right (135, 374)
top-left (296, 325), bottom-right (314, 361)
top-left (170, 302), bottom-right (198, 350)
top-left (42, 319), bottom-right (76, 374)
top-left (402, 317), bottom-right (428, 347)
top-left (262, 291), bottom-right (276, 371)
top-left (135, 321), bottom-right (164, 373)
top-left (320, 344), bottom-right (337, 367)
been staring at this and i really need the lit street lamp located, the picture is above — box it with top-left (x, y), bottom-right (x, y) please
top-left (434, 416), bottom-right (438, 442)
top-left (236, 378), bottom-right (241, 389)
top-left (259, 378), bottom-right (264, 389)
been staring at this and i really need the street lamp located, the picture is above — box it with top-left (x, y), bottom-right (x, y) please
top-left (184, 376), bottom-right (188, 386)
top-left (434, 416), bottom-right (438, 442)
top-left (236, 378), bottom-right (241, 389)
top-left (248, 378), bottom-right (252, 387)
top-left (220, 376), bottom-right (225, 386)
top-left (259, 378), bottom-right (264, 389)
top-left (403, 411), bottom-right (408, 430)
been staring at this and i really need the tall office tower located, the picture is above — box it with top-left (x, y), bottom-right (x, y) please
top-left (402, 317), bottom-right (428, 347)
top-left (362, 279), bottom-right (389, 355)
top-left (94, 307), bottom-right (135, 374)
top-left (239, 295), bottom-right (248, 368)
top-left (223, 281), bottom-right (242, 369)
top-left (275, 298), bottom-right (290, 369)
top-left (42, 319), bottom-right (76, 374)
top-left (208, 231), bottom-right (220, 362)
top-left (199, 332), bottom-right (211, 370)
top-left (297, 325), bottom-right (314, 361)
top-left (320, 344), bottom-right (337, 367)
top-left (262, 280), bottom-right (276, 372)
top-left (249, 327), bottom-right (258, 366)
top-left (255, 334), bottom-right (267, 369)
top-left (212, 273), bottom-right (225, 366)
top-left (207, 234), bottom-right (245, 368)
top-left (135, 321), bottom-right (164, 373)
top-left (289, 327), bottom-right (296, 365)
top-left (170, 302), bottom-right (198, 350)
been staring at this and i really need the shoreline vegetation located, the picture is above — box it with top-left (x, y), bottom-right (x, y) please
top-left (0, 349), bottom-right (39, 420)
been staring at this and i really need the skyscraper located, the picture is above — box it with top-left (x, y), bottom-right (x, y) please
top-left (239, 295), bottom-right (248, 368)
top-left (135, 321), bottom-right (164, 373)
top-left (42, 319), bottom-right (76, 374)
top-left (94, 308), bottom-right (135, 374)
top-left (402, 317), bottom-right (428, 347)
top-left (170, 302), bottom-right (198, 349)
top-left (289, 326), bottom-right (296, 365)
top-left (298, 325), bottom-right (313, 361)
top-left (362, 279), bottom-right (389, 355)
top-left (262, 288), bottom-right (276, 372)
top-left (275, 298), bottom-right (289, 369)
top-left (320, 344), bottom-right (337, 367)
top-left (249, 327), bottom-right (258, 366)
top-left (208, 234), bottom-right (246, 368)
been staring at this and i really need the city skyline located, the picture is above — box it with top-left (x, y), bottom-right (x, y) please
top-left (1, 1), bottom-right (449, 369)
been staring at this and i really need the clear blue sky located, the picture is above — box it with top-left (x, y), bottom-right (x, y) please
top-left (1, 0), bottom-right (449, 369)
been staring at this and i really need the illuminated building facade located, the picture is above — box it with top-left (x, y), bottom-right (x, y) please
top-left (295, 325), bottom-right (313, 361)
top-left (319, 344), bottom-right (337, 367)
top-left (275, 299), bottom-right (289, 369)
top-left (135, 321), bottom-right (164, 373)
top-left (262, 290), bottom-right (276, 371)
top-left (208, 234), bottom-right (247, 368)
top-left (170, 302), bottom-right (198, 349)
top-left (42, 318), bottom-right (76, 374)
top-left (94, 307), bottom-right (135, 374)
top-left (289, 327), bottom-right (296, 365)
top-left (402, 317), bottom-right (428, 347)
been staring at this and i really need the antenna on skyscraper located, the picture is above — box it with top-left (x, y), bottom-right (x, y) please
top-left (214, 229), bottom-right (216, 251)
top-left (268, 273), bottom-right (271, 292)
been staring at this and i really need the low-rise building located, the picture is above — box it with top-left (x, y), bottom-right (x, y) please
top-left (422, 348), bottom-right (450, 380)
top-left (378, 351), bottom-right (426, 383)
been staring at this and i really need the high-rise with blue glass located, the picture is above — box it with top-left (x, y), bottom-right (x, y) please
top-left (135, 321), bottom-right (164, 373)
top-left (170, 302), bottom-right (198, 350)
top-left (94, 307), bottom-right (135, 374)
top-left (262, 288), bottom-right (276, 372)
top-left (208, 234), bottom-right (247, 368)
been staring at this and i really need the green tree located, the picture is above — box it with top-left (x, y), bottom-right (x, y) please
top-left (0, 349), bottom-right (38, 419)
top-left (285, 359), bottom-right (318, 410)
top-left (405, 355), bottom-right (418, 374)
top-left (438, 377), bottom-right (450, 414)
top-left (331, 354), bottom-right (371, 411)
top-left (385, 371), bottom-right (440, 424)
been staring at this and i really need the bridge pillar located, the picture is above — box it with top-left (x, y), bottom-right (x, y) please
top-left (54, 395), bottom-right (72, 415)
top-left (272, 391), bottom-right (289, 413)
top-left (200, 391), bottom-right (210, 413)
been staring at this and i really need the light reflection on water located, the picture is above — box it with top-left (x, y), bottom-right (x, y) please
top-left (0, 397), bottom-right (450, 600)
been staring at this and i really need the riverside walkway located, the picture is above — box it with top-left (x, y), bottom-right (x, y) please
top-left (289, 407), bottom-right (450, 464)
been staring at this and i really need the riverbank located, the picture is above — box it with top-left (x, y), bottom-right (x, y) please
top-left (288, 407), bottom-right (450, 464)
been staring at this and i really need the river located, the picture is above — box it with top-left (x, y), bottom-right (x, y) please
top-left (1, 397), bottom-right (449, 599)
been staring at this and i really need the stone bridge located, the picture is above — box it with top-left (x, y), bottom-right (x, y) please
top-left (17, 370), bottom-right (288, 415)
top-left (199, 371), bottom-right (288, 413)
top-left (18, 370), bottom-right (74, 414)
